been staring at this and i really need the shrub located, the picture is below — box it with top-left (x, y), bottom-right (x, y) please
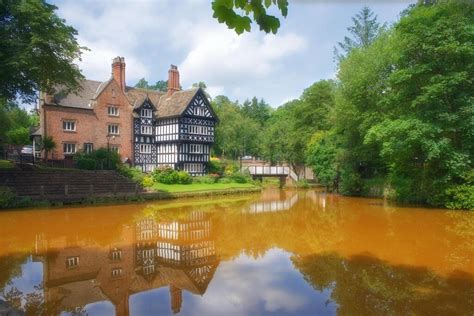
top-left (118, 165), bottom-right (144, 184)
top-left (152, 166), bottom-right (179, 184)
top-left (224, 163), bottom-right (240, 177)
top-left (193, 175), bottom-right (217, 184)
top-left (445, 185), bottom-right (474, 210)
top-left (0, 186), bottom-right (16, 208)
top-left (177, 171), bottom-right (192, 184)
top-left (142, 175), bottom-right (154, 188)
top-left (76, 157), bottom-right (96, 170)
top-left (217, 177), bottom-right (232, 184)
top-left (230, 172), bottom-right (250, 183)
top-left (74, 148), bottom-right (121, 170)
top-left (208, 159), bottom-right (224, 175)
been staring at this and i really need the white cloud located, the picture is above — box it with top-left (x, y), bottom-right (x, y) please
top-left (180, 27), bottom-right (307, 89)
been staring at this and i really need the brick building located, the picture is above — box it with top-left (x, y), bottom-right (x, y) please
top-left (38, 57), bottom-right (217, 174)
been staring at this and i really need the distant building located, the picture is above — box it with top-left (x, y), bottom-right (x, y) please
top-left (38, 57), bottom-right (217, 175)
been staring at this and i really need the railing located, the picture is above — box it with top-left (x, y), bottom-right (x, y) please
top-left (247, 166), bottom-right (289, 176)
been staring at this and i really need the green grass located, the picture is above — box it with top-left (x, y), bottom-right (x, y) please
top-left (0, 160), bottom-right (14, 169)
top-left (152, 182), bottom-right (256, 193)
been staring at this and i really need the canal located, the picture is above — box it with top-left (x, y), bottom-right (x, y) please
top-left (0, 188), bottom-right (473, 315)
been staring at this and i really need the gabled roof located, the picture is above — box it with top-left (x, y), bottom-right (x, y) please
top-left (47, 78), bottom-right (210, 119)
top-left (51, 79), bottom-right (103, 109)
top-left (126, 87), bottom-right (165, 110)
top-left (156, 88), bottom-right (199, 118)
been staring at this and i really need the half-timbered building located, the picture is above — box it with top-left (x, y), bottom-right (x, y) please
top-left (38, 57), bottom-right (217, 175)
top-left (130, 65), bottom-right (217, 175)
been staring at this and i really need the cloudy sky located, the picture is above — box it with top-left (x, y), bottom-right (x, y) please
top-left (52, 0), bottom-right (413, 107)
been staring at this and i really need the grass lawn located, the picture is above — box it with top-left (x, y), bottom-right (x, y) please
top-left (152, 182), bottom-right (257, 193)
top-left (0, 160), bottom-right (14, 169)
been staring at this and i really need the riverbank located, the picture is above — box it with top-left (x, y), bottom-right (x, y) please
top-left (0, 185), bottom-right (262, 210)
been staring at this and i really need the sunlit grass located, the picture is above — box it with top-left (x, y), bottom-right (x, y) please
top-left (151, 182), bottom-right (256, 193)
top-left (0, 160), bottom-right (14, 169)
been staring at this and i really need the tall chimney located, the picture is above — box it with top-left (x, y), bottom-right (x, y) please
top-left (112, 56), bottom-right (126, 92)
top-left (167, 64), bottom-right (180, 96)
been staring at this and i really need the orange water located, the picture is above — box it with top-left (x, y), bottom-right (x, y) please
top-left (0, 189), bottom-right (472, 315)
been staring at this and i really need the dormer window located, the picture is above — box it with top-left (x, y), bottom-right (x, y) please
top-left (141, 109), bottom-right (152, 118)
top-left (108, 106), bottom-right (119, 116)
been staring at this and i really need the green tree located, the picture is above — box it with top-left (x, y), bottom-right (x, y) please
top-left (134, 78), bottom-right (149, 89)
top-left (334, 6), bottom-right (386, 61)
top-left (212, 96), bottom-right (260, 159)
top-left (0, 0), bottom-right (85, 103)
top-left (241, 97), bottom-right (272, 126)
top-left (211, 0), bottom-right (288, 34)
top-left (41, 136), bottom-right (56, 162)
top-left (150, 80), bottom-right (168, 92)
top-left (364, 1), bottom-right (474, 206)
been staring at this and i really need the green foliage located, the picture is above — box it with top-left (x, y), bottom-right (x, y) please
top-left (0, 186), bottom-right (15, 208)
top-left (152, 167), bottom-right (181, 184)
top-left (212, 96), bottom-right (262, 159)
top-left (193, 174), bottom-right (219, 184)
top-left (74, 148), bottom-right (121, 170)
top-left (445, 185), bottom-right (474, 210)
top-left (306, 132), bottom-right (338, 188)
top-left (241, 97), bottom-right (272, 127)
top-left (40, 136), bottom-right (56, 161)
top-left (0, 100), bottom-right (38, 148)
top-left (296, 179), bottom-right (310, 189)
top-left (208, 159), bottom-right (225, 175)
top-left (75, 157), bottom-right (96, 170)
top-left (0, 0), bottom-right (85, 103)
top-left (217, 177), bottom-right (232, 184)
top-left (117, 165), bottom-right (145, 184)
top-left (177, 171), bottom-right (193, 184)
top-left (134, 78), bottom-right (168, 92)
top-left (142, 175), bottom-right (154, 188)
top-left (230, 172), bottom-right (250, 184)
top-left (335, 6), bottom-right (386, 60)
top-left (211, 0), bottom-right (288, 34)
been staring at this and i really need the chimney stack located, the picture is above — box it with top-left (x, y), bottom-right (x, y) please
top-left (167, 65), bottom-right (180, 96)
top-left (112, 56), bottom-right (126, 92)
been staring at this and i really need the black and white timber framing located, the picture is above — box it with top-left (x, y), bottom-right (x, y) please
top-left (133, 88), bottom-right (217, 175)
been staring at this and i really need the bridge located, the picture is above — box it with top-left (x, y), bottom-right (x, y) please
top-left (245, 166), bottom-right (298, 187)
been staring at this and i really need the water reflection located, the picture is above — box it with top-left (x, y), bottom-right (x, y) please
top-left (0, 189), bottom-right (473, 315)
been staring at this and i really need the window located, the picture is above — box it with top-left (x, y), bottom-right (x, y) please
top-left (144, 265), bottom-right (154, 275)
top-left (108, 106), bottom-right (119, 116)
top-left (108, 124), bottom-right (119, 135)
top-left (84, 143), bottom-right (93, 153)
top-left (141, 126), bottom-right (152, 135)
top-left (194, 106), bottom-right (205, 116)
top-left (111, 249), bottom-right (122, 261)
top-left (63, 143), bottom-right (76, 154)
top-left (184, 163), bottom-right (203, 173)
top-left (66, 256), bottom-right (79, 268)
top-left (110, 145), bottom-right (119, 153)
top-left (63, 120), bottom-right (76, 131)
top-left (140, 144), bottom-right (152, 154)
top-left (111, 268), bottom-right (122, 277)
top-left (141, 109), bottom-right (152, 118)
top-left (190, 144), bottom-right (203, 153)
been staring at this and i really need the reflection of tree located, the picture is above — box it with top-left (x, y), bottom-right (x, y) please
top-left (0, 253), bottom-right (28, 291)
top-left (293, 252), bottom-right (474, 315)
top-left (445, 211), bottom-right (474, 270)
top-left (1, 283), bottom-right (87, 315)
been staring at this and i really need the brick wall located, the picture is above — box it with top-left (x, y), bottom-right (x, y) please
top-left (41, 80), bottom-right (133, 160)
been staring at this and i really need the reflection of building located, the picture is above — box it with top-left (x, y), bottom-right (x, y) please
top-left (34, 211), bottom-right (218, 315)
top-left (135, 211), bottom-right (218, 313)
top-left (245, 191), bottom-right (299, 214)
